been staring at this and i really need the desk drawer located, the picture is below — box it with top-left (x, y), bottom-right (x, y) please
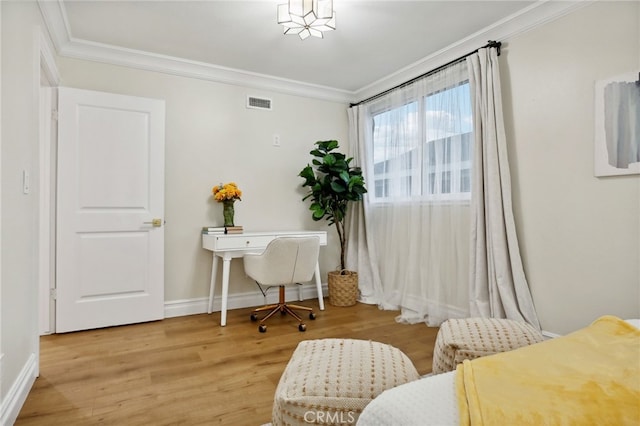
top-left (212, 235), bottom-right (275, 251)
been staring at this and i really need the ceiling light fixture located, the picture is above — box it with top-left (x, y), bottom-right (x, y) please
top-left (277, 0), bottom-right (336, 40)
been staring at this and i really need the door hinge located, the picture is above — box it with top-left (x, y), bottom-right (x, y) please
top-left (51, 109), bottom-right (58, 122)
top-left (50, 288), bottom-right (57, 300)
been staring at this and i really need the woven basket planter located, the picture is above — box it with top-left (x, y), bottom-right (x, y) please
top-left (328, 270), bottom-right (358, 307)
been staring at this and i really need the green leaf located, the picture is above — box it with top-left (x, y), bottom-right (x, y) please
top-left (330, 181), bottom-right (346, 193)
top-left (317, 140), bottom-right (339, 152)
top-left (325, 140), bottom-right (339, 150)
top-left (323, 154), bottom-right (336, 167)
top-left (299, 165), bottom-right (314, 179)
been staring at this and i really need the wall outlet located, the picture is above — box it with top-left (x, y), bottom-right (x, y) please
top-left (273, 134), bottom-right (281, 147)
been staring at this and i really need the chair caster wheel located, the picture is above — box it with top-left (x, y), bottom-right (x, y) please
top-left (298, 323), bottom-right (306, 332)
top-left (309, 312), bottom-right (316, 320)
top-left (259, 324), bottom-right (267, 333)
top-left (250, 313), bottom-right (258, 322)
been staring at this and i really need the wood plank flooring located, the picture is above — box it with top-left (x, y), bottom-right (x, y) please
top-left (16, 301), bottom-right (438, 426)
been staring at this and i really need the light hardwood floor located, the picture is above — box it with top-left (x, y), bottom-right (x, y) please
top-left (16, 301), bottom-right (438, 426)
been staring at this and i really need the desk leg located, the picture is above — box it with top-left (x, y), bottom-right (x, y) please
top-left (207, 255), bottom-right (219, 314)
top-left (220, 257), bottom-right (232, 326)
top-left (315, 262), bottom-right (325, 311)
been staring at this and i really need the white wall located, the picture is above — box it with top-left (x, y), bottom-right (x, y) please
top-left (501, 0), bottom-right (640, 335)
top-left (57, 58), bottom-right (348, 307)
top-left (1, 1), bottom-right (47, 422)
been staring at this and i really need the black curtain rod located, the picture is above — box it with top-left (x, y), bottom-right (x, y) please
top-left (350, 40), bottom-right (502, 107)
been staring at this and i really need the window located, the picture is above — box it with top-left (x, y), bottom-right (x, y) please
top-left (371, 81), bottom-right (473, 202)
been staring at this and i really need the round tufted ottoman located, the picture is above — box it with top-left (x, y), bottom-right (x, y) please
top-left (432, 317), bottom-right (544, 374)
top-left (272, 338), bottom-right (420, 425)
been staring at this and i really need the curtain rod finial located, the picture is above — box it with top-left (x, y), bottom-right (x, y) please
top-left (487, 40), bottom-right (502, 55)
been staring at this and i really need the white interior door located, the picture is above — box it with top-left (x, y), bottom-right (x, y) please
top-left (56, 87), bottom-right (165, 333)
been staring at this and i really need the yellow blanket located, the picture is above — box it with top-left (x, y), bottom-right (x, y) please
top-left (456, 316), bottom-right (640, 426)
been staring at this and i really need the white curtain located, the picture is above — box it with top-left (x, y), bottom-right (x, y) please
top-left (346, 107), bottom-right (385, 305)
top-left (467, 48), bottom-right (540, 328)
top-left (347, 61), bottom-right (472, 326)
top-left (347, 46), bottom-right (540, 328)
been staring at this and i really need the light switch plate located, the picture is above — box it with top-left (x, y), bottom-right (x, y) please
top-left (23, 170), bottom-right (30, 194)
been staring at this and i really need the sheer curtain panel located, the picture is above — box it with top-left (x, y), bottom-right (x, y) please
top-left (347, 61), bottom-right (472, 325)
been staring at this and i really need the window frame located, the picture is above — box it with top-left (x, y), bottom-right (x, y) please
top-left (368, 79), bottom-right (474, 205)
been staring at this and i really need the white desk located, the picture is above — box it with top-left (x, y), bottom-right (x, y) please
top-left (202, 230), bottom-right (327, 326)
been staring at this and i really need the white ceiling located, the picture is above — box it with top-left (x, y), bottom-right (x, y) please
top-left (41, 1), bottom-right (583, 102)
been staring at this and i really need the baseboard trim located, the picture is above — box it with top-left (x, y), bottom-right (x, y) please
top-left (0, 353), bottom-right (38, 426)
top-left (164, 283), bottom-right (329, 319)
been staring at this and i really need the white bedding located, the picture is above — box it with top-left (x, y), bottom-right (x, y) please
top-left (357, 319), bottom-right (640, 426)
top-left (625, 318), bottom-right (640, 329)
top-left (356, 371), bottom-right (458, 426)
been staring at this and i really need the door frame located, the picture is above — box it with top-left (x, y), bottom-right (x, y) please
top-left (37, 27), bottom-right (60, 335)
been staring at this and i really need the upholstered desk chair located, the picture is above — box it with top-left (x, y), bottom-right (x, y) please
top-left (243, 236), bottom-right (320, 333)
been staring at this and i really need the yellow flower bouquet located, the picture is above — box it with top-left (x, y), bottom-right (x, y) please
top-left (212, 182), bottom-right (242, 226)
top-left (212, 182), bottom-right (242, 202)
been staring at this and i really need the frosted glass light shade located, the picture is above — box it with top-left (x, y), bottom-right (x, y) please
top-left (315, 0), bottom-right (333, 19)
top-left (277, 0), bottom-right (335, 40)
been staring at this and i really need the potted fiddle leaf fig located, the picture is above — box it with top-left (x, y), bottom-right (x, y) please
top-left (299, 140), bottom-right (367, 306)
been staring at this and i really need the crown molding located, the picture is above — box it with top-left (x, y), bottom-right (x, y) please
top-left (38, 0), bottom-right (71, 53)
top-left (37, 0), bottom-right (354, 103)
top-left (352, 0), bottom-right (593, 104)
top-left (39, 0), bottom-right (592, 105)
top-left (61, 37), bottom-right (354, 103)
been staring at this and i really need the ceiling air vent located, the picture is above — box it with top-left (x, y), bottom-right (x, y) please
top-left (246, 96), bottom-right (273, 111)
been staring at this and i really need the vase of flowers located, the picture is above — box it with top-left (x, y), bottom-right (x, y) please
top-left (212, 182), bottom-right (242, 227)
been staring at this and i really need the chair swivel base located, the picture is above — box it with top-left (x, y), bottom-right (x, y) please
top-left (250, 286), bottom-right (316, 332)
